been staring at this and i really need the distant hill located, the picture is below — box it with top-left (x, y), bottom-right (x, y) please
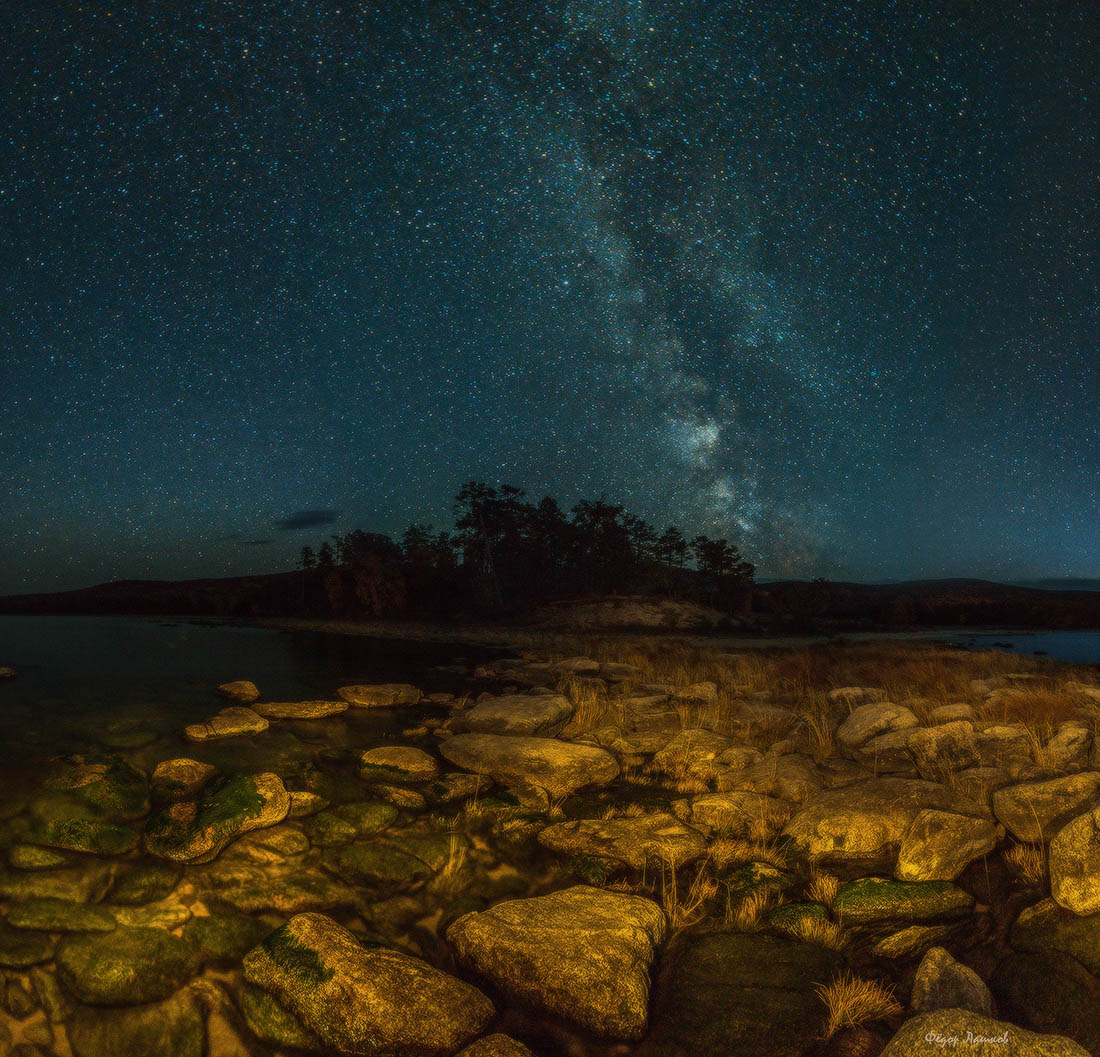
top-left (3, 572), bottom-right (1100, 631)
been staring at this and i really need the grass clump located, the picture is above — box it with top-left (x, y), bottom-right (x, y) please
top-left (816, 971), bottom-right (901, 1039)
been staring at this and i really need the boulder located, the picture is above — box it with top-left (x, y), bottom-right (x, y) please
top-left (252, 700), bottom-right (349, 719)
top-left (1050, 804), bottom-right (1100, 913)
top-left (537, 813), bottom-right (706, 870)
top-left (7, 897), bottom-right (117, 933)
top-left (910, 946), bottom-right (994, 1016)
top-left (447, 885), bottom-right (666, 1039)
top-left (151, 759), bottom-right (217, 802)
top-left (879, 1009), bottom-right (1088, 1057)
top-left (243, 912), bottom-right (493, 1056)
top-left (833, 877), bottom-right (973, 923)
top-left (56, 926), bottom-right (200, 1005)
top-left (895, 810), bottom-right (1000, 881)
top-left (827, 687), bottom-right (885, 706)
top-left (838, 703), bottom-right (917, 753)
top-left (439, 734), bottom-right (619, 799)
top-left (184, 706), bottom-right (268, 741)
top-left (639, 932), bottom-right (839, 1057)
top-left (0, 922), bottom-right (56, 967)
top-left (872, 924), bottom-right (956, 960)
top-left (217, 680), bottom-right (260, 703)
top-left (359, 746), bottom-right (440, 782)
top-left (456, 1036), bottom-right (536, 1057)
top-left (67, 988), bottom-right (204, 1057)
top-left (977, 725), bottom-right (1035, 774)
top-left (454, 694), bottom-right (574, 737)
top-left (144, 772), bottom-right (289, 864)
top-left (781, 777), bottom-right (977, 870)
top-left (650, 729), bottom-right (730, 775)
top-left (992, 773), bottom-right (1100, 843)
top-left (678, 791), bottom-right (792, 837)
top-left (1046, 723), bottom-right (1093, 773)
top-left (715, 753), bottom-right (823, 803)
top-left (928, 704), bottom-right (977, 725)
top-left (908, 722), bottom-right (980, 777)
top-left (1011, 897), bottom-right (1100, 974)
top-left (338, 684), bottom-right (422, 708)
top-left (993, 950), bottom-right (1100, 1057)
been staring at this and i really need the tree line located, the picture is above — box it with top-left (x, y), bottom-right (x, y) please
top-left (295, 481), bottom-right (754, 617)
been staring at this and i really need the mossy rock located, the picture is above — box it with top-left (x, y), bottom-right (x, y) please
top-left (42, 756), bottom-right (150, 821)
top-left (639, 932), bottom-right (840, 1057)
top-left (7, 897), bottom-right (117, 933)
top-left (767, 901), bottom-right (829, 934)
top-left (724, 861), bottom-right (796, 901)
top-left (56, 926), bottom-right (200, 1005)
top-left (8, 844), bottom-right (68, 870)
top-left (239, 981), bottom-right (322, 1051)
top-left (182, 911), bottom-right (273, 963)
top-left (384, 831), bottom-right (463, 872)
top-left (0, 862), bottom-right (113, 903)
top-left (571, 854), bottom-right (613, 885)
top-left (108, 862), bottom-right (183, 905)
top-left (99, 724), bottom-right (159, 750)
top-left (26, 813), bottom-right (139, 856)
top-left (0, 922), bottom-right (56, 967)
top-left (144, 772), bottom-right (288, 863)
top-left (67, 988), bottom-right (203, 1057)
top-left (305, 801), bottom-right (397, 847)
top-left (322, 841), bottom-right (434, 891)
top-left (833, 877), bottom-right (973, 924)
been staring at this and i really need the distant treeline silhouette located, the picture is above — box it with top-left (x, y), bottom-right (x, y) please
top-left (297, 481), bottom-right (754, 617)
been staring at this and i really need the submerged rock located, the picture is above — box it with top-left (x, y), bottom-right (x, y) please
top-left (67, 987), bottom-right (204, 1057)
top-left (108, 862), bottom-right (182, 905)
top-left (338, 683), bottom-right (422, 708)
top-left (454, 693), bottom-right (574, 737)
top-left (217, 680), bottom-right (260, 702)
top-left (252, 699), bottom-right (349, 719)
top-left (538, 812), bottom-right (706, 870)
top-left (0, 923), bottom-right (56, 968)
top-left (439, 734), bottom-right (619, 799)
top-left (243, 912), bottom-right (493, 1056)
top-left (305, 801), bottom-right (398, 847)
top-left (448, 885), bottom-right (666, 1039)
top-left (640, 932), bottom-right (839, 1057)
top-left (184, 706), bottom-right (268, 742)
top-left (1011, 897), bottom-right (1100, 974)
top-left (56, 926), bottom-right (200, 1005)
top-left (359, 746), bottom-right (440, 782)
top-left (879, 1010), bottom-right (1088, 1057)
top-left (144, 772), bottom-right (289, 863)
top-left (6, 897), bottom-right (117, 933)
top-left (151, 759), bottom-right (217, 802)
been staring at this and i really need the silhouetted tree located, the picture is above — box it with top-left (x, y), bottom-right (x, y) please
top-left (299, 546), bottom-right (317, 570)
top-left (316, 541), bottom-right (335, 570)
top-left (656, 527), bottom-right (689, 568)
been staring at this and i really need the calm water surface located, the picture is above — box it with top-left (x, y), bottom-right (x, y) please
top-left (941, 629), bottom-right (1100, 665)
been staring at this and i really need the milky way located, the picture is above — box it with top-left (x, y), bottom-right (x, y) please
top-left (2, 2), bottom-right (1098, 592)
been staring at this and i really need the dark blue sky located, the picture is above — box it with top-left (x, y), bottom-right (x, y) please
top-left (2, 1), bottom-right (1098, 594)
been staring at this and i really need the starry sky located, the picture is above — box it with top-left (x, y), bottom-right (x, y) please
top-left (2, 1), bottom-right (1098, 594)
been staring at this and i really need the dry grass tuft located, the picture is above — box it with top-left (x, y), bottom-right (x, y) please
top-left (708, 837), bottom-right (789, 871)
top-left (790, 914), bottom-right (846, 950)
top-left (659, 855), bottom-right (720, 931)
top-left (816, 971), bottom-right (902, 1039)
top-left (427, 832), bottom-right (469, 896)
top-left (1005, 841), bottom-right (1048, 886)
top-left (725, 887), bottom-right (774, 931)
top-left (558, 675), bottom-right (619, 736)
top-left (806, 870), bottom-right (840, 910)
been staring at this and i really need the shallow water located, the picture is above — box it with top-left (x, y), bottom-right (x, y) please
top-left (941, 629), bottom-right (1100, 664)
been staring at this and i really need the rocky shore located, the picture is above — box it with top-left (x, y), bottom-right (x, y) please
top-left (0, 640), bottom-right (1099, 1055)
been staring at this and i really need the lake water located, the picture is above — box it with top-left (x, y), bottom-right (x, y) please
top-left (0, 614), bottom-right (501, 769)
top-left (939, 629), bottom-right (1100, 665)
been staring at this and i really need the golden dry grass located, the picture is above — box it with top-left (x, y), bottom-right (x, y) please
top-left (1005, 841), bottom-right (1048, 886)
top-left (806, 870), bottom-right (840, 910)
top-left (707, 837), bottom-right (789, 871)
top-left (558, 675), bottom-right (620, 736)
top-left (725, 887), bottom-right (774, 930)
top-left (816, 971), bottom-right (902, 1039)
top-left (659, 856), bottom-right (720, 931)
top-left (789, 914), bottom-right (846, 950)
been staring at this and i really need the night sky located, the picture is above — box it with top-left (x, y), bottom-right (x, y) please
top-left (2, 2), bottom-right (1098, 594)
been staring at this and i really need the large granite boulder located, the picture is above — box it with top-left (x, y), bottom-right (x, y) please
top-left (833, 877), bottom-right (973, 923)
top-left (151, 759), bottom-right (217, 802)
top-left (781, 777), bottom-right (976, 870)
top-left (677, 791), bottom-right (792, 837)
top-left (537, 813), bottom-right (706, 871)
top-left (1011, 897), bottom-right (1100, 974)
top-left (455, 694), bottom-right (574, 737)
top-left (1049, 804), bottom-right (1100, 913)
top-left (439, 734), bottom-right (619, 799)
top-left (359, 746), bottom-right (440, 782)
top-left (144, 772), bottom-right (289, 864)
top-left (837, 702), bottom-right (918, 753)
top-left (910, 946), bottom-right (994, 1015)
top-left (252, 699), bottom-right (349, 719)
top-left (638, 932), bottom-right (839, 1057)
top-left (895, 809), bottom-right (1000, 881)
top-left (447, 885), bottom-right (666, 1039)
top-left (217, 680), bottom-right (260, 702)
top-left (993, 773), bottom-right (1100, 843)
top-left (908, 722), bottom-right (980, 777)
top-left (243, 912), bottom-right (492, 1056)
